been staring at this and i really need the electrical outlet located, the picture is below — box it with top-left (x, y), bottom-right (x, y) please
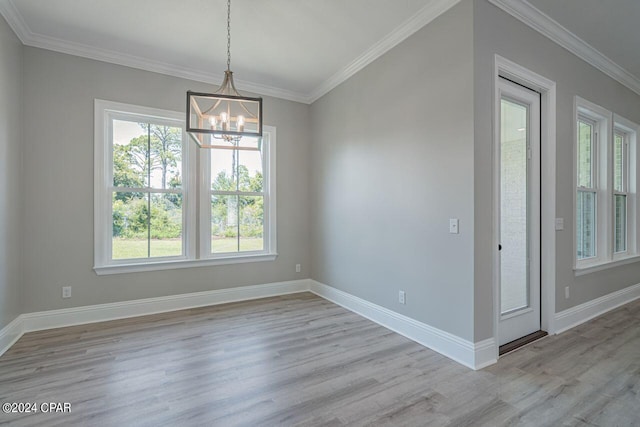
top-left (62, 286), bottom-right (72, 299)
top-left (565, 286), bottom-right (570, 299)
top-left (295, 264), bottom-right (301, 273)
top-left (399, 290), bottom-right (406, 305)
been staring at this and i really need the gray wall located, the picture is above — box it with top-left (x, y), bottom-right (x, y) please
top-left (310, 1), bottom-right (476, 341)
top-left (0, 15), bottom-right (23, 329)
top-left (21, 48), bottom-right (310, 312)
top-left (473, 0), bottom-right (640, 340)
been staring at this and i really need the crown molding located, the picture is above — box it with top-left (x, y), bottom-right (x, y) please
top-left (0, 0), bottom-right (461, 105)
top-left (27, 31), bottom-right (310, 103)
top-left (307, 0), bottom-right (462, 103)
top-left (0, 0), bottom-right (310, 103)
top-left (487, 0), bottom-right (640, 97)
top-left (0, 0), bottom-right (28, 42)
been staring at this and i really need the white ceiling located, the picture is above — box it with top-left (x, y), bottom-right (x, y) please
top-left (1, 0), bottom-right (639, 103)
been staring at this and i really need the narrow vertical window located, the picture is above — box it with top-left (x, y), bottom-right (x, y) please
top-left (613, 131), bottom-right (628, 253)
top-left (576, 118), bottom-right (596, 260)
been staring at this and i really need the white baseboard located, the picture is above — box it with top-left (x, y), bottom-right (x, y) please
top-left (0, 279), bottom-right (308, 357)
top-left (474, 338), bottom-right (499, 369)
top-left (0, 316), bottom-right (24, 357)
top-left (554, 282), bottom-right (640, 334)
top-left (309, 280), bottom-right (496, 370)
top-left (21, 279), bottom-right (309, 333)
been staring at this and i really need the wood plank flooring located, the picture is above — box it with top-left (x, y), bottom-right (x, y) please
top-left (0, 293), bottom-right (638, 426)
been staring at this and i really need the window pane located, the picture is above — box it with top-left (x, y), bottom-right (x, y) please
top-left (578, 120), bottom-right (593, 188)
top-left (211, 148), bottom-right (237, 192)
top-left (150, 193), bottom-right (183, 257)
top-left (238, 149), bottom-right (263, 192)
top-left (615, 194), bottom-right (627, 253)
top-left (112, 192), bottom-right (149, 260)
top-left (211, 195), bottom-right (239, 253)
top-left (576, 191), bottom-right (596, 259)
top-left (614, 133), bottom-right (624, 192)
top-left (112, 120), bottom-right (148, 188)
top-left (239, 196), bottom-right (264, 252)
top-left (148, 125), bottom-right (183, 190)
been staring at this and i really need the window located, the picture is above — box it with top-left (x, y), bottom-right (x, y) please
top-left (574, 96), bottom-right (639, 272)
top-left (613, 130), bottom-right (628, 254)
top-left (201, 134), bottom-right (276, 258)
top-left (612, 115), bottom-right (639, 261)
top-left (576, 116), bottom-right (597, 260)
top-left (95, 100), bottom-right (276, 274)
top-left (110, 117), bottom-right (188, 261)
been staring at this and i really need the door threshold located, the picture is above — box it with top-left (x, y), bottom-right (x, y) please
top-left (499, 330), bottom-right (548, 356)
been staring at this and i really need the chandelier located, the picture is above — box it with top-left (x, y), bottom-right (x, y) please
top-left (186, 0), bottom-right (263, 148)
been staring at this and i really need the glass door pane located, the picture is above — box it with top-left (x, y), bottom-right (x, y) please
top-left (500, 98), bottom-right (529, 314)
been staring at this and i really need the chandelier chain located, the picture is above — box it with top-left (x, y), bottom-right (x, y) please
top-left (226, 0), bottom-right (231, 71)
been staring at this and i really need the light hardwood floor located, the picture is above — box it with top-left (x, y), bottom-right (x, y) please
top-left (0, 293), bottom-right (638, 426)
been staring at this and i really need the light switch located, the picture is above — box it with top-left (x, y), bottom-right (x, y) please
top-left (449, 218), bottom-right (459, 234)
top-left (555, 218), bottom-right (564, 230)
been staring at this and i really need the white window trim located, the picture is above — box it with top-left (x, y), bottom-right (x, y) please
top-left (573, 97), bottom-right (640, 274)
top-left (94, 100), bottom-right (277, 275)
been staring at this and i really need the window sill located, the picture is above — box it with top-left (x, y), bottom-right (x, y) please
top-left (94, 253), bottom-right (278, 276)
top-left (574, 254), bottom-right (640, 276)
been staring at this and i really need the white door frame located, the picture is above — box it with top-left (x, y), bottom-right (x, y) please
top-left (493, 55), bottom-right (557, 356)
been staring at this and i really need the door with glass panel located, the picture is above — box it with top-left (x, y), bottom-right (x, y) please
top-left (497, 78), bottom-right (541, 346)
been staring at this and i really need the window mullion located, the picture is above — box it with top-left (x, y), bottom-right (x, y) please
top-left (211, 190), bottom-right (263, 197)
top-left (112, 187), bottom-right (182, 194)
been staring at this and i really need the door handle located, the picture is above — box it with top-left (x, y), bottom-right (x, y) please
top-left (498, 244), bottom-right (502, 251)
